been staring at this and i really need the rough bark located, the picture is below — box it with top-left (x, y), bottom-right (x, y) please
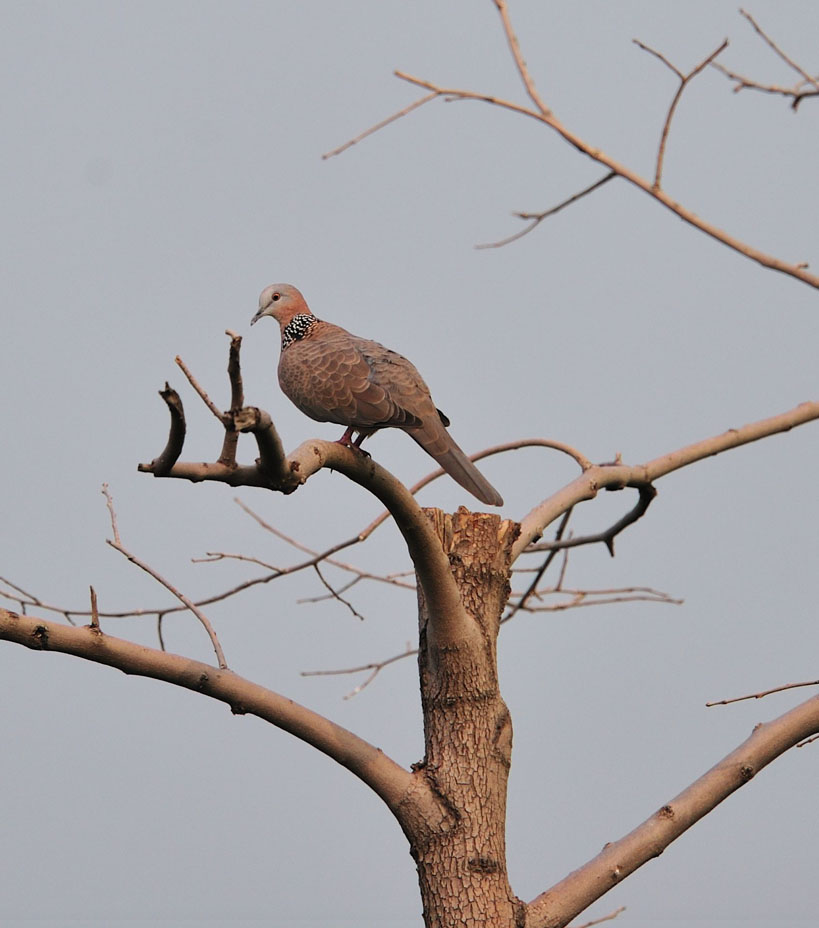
top-left (409, 508), bottom-right (523, 928)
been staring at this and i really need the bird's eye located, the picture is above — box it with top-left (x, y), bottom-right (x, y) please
top-left (272, 292), bottom-right (281, 302)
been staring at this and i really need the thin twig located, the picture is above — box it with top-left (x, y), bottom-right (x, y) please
top-left (175, 355), bottom-right (225, 423)
top-left (302, 643), bottom-right (417, 699)
top-left (571, 906), bottom-right (627, 928)
top-left (706, 678), bottom-right (819, 707)
top-left (477, 172), bottom-right (616, 249)
top-left (101, 485), bottom-right (228, 669)
top-left (739, 8), bottom-right (819, 91)
top-left (517, 586), bottom-right (682, 612)
top-left (322, 92), bottom-right (438, 159)
top-left (312, 564), bottom-right (366, 621)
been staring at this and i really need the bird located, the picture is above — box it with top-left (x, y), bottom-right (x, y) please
top-left (250, 284), bottom-right (503, 507)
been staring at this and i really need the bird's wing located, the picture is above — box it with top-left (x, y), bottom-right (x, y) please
top-left (278, 326), bottom-right (424, 429)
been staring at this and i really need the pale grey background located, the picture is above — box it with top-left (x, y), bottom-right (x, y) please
top-left (2, 2), bottom-right (818, 926)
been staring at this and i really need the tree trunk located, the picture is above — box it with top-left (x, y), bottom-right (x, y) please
top-left (411, 508), bottom-right (523, 927)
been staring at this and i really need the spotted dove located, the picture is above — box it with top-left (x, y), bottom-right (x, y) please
top-left (250, 284), bottom-right (503, 507)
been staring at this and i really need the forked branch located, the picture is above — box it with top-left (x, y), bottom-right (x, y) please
top-left (328, 3), bottom-right (818, 289)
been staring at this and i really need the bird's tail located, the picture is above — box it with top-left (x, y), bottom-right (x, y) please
top-left (409, 420), bottom-right (503, 507)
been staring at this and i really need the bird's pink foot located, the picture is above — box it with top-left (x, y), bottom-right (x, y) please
top-left (336, 428), bottom-right (371, 457)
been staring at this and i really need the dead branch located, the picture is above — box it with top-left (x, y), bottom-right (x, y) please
top-left (706, 678), bottom-right (819, 707)
top-left (527, 692), bottom-right (819, 927)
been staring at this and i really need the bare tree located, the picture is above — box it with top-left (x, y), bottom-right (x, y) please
top-left (2, 5), bottom-right (817, 927)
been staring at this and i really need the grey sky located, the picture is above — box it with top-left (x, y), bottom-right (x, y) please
top-left (2, 2), bottom-right (818, 926)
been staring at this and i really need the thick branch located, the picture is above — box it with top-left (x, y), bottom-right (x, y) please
top-left (512, 401), bottom-right (819, 561)
top-left (527, 693), bottom-right (819, 927)
top-left (0, 608), bottom-right (435, 824)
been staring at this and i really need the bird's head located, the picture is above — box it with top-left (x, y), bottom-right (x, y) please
top-left (251, 283), bottom-right (311, 327)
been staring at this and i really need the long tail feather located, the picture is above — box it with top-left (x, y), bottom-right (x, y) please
top-left (409, 421), bottom-right (503, 507)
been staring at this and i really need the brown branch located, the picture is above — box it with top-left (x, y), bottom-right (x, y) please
top-left (633, 38), bottom-right (728, 189)
top-left (526, 692), bottom-right (819, 927)
top-left (512, 401), bottom-right (819, 562)
top-left (102, 484), bottom-right (228, 670)
top-left (0, 608), bottom-right (429, 823)
top-left (706, 678), bottom-right (819, 707)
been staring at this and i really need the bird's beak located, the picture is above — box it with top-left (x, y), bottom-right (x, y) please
top-left (250, 304), bottom-right (269, 326)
